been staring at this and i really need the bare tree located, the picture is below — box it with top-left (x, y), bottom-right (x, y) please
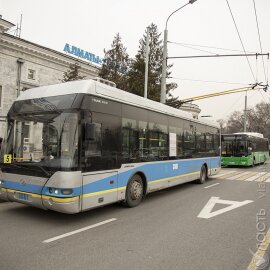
top-left (222, 101), bottom-right (270, 140)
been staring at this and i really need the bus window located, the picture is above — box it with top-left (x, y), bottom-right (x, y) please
top-left (82, 112), bottom-right (121, 171)
top-left (122, 118), bottom-right (139, 162)
top-left (206, 133), bottom-right (214, 154)
top-left (196, 124), bottom-right (206, 156)
top-left (235, 140), bottom-right (247, 156)
top-left (183, 121), bottom-right (196, 158)
top-left (149, 122), bottom-right (160, 160)
top-left (138, 121), bottom-right (148, 161)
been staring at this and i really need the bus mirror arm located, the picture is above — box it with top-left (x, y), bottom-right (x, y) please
top-left (85, 123), bottom-right (96, 141)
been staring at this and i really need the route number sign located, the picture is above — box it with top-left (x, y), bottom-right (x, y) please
top-left (4, 154), bottom-right (12, 164)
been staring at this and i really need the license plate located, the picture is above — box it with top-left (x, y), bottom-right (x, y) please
top-left (18, 193), bottom-right (28, 200)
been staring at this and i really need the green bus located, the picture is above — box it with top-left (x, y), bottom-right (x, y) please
top-left (221, 132), bottom-right (269, 167)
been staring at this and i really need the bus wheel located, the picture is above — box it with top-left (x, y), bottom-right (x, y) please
top-left (124, 174), bottom-right (144, 208)
top-left (196, 165), bottom-right (207, 184)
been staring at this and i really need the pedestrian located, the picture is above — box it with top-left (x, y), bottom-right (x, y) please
top-left (0, 137), bottom-right (2, 151)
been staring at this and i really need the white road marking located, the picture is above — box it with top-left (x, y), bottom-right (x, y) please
top-left (197, 196), bottom-right (253, 219)
top-left (204, 183), bottom-right (220, 189)
top-left (43, 218), bottom-right (117, 243)
top-left (214, 171), bottom-right (237, 178)
top-left (245, 172), bottom-right (267, 182)
top-left (265, 178), bottom-right (270, 183)
top-left (227, 171), bottom-right (251, 180)
top-left (254, 172), bottom-right (270, 182)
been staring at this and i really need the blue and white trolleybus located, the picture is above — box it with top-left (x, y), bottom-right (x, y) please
top-left (0, 80), bottom-right (220, 213)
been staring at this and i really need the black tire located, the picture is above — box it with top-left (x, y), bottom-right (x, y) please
top-left (196, 165), bottom-right (207, 184)
top-left (124, 174), bottom-right (144, 208)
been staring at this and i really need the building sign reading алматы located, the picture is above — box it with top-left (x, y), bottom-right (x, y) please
top-left (63, 43), bottom-right (103, 65)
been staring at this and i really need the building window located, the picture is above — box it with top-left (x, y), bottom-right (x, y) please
top-left (28, 69), bottom-right (36, 80)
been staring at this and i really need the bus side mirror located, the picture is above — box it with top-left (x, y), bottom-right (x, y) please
top-left (85, 123), bottom-right (96, 141)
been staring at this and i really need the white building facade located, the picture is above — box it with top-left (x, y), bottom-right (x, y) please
top-left (0, 16), bottom-right (100, 138)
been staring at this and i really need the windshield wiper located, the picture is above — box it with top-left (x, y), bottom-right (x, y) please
top-left (30, 163), bottom-right (52, 177)
top-left (19, 162), bottom-right (53, 177)
top-left (2, 162), bottom-right (52, 177)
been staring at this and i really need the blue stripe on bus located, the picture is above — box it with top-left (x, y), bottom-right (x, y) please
top-left (1, 180), bottom-right (43, 194)
top-left (0, 180), bottom-right (81, 197)
top-left (119, 157), bottom-right (219, 187)
top-left (83, 157), bottom-right (220, 194)
top-left (0, 157), bottom-right (220, 197)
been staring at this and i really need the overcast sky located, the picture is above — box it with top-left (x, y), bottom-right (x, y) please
top-left (1, 0), bottom-right (270, 121)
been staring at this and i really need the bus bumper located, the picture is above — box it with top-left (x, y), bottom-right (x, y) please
top-left (221, 157), bottom-right (251, 166)
top-left (42, 196), bottom-right (81, 214)
top-left (0, 188), bottom-right (81, 213)
top-left (0, 187), bottom-right (47, 210)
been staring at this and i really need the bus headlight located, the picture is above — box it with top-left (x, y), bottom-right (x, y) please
top-left (48, 187), bottom-right (59, 195)
top-left (48, 187), bottom-right (72, 195)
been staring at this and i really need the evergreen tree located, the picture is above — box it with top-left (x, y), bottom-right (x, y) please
top-left (127, 23), bottom-right (177, 103)
top-left (99, 33), bottom-right (130, 90)
top-left (62, 63), bottom-right (85, 82)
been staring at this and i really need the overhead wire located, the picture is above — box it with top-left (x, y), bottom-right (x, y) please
top-left (225, 0), bottom-right (269, 112)
top-left (221, 87), bottom-right (265, 120)
top-left (252, 0), bottom-right (268, 84)
top-left (168, 43), bottom-right (217, 55)
top-left (168, 41), bottom-right (257, 54)
top-left (225, 0), bottom-right (256, 83)
top-left (170, 77), bottom-right (250, 86)
top-left (223, 92), bottom-right (246, 118)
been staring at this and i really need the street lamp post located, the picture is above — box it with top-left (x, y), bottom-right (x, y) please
top-left (160, 0), bottom-right (198, 104)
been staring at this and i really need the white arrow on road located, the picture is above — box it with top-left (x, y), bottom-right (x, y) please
top-left (197, 196), bottom-right (253, 219)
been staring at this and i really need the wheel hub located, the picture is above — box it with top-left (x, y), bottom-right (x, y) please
top-left (130, 181), bottom-right (143, 200)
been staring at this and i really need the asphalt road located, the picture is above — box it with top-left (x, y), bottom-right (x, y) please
top-left (1, 164), bottom-right (270, 270)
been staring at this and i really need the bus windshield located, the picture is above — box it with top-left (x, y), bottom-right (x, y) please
top-left (1, 112), bottom-right (78, 175)
top-left (221, 137), bottom-right (247, 157)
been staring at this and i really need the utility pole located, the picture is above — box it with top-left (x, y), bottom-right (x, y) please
top-left (160, 28), bottom-right (168, 103)
top-left (144, 27), bottom-right (150, 98)
top-left (160, 0), bottom-right (197, 104)
top-left (243, 91), bottom-right (247, 132)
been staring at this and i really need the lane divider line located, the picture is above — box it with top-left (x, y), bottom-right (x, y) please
top-left (204, 183), bottom-right (220, 189)
top-left (43, 218), bottom-right (117, 244)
